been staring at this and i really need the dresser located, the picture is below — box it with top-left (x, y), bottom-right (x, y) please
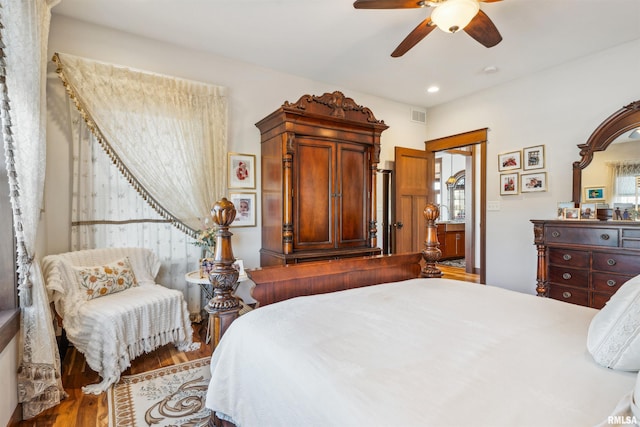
top-left (256, 91), bottom-right (388, 266)
top-left (531, 220), bottom-right (640, 308)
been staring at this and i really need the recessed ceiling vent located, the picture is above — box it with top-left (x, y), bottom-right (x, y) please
top-left (411, 108), bottom-right (427, 124)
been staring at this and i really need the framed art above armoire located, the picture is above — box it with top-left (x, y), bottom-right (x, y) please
top-left (256, 91), bottom-right (388, 266)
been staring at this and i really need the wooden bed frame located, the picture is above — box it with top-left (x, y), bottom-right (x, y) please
top-left (206, 201), bottom-right (443, 427)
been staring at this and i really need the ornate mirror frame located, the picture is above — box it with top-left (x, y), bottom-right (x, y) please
top-left (573, 100), bottom-right (640, 204)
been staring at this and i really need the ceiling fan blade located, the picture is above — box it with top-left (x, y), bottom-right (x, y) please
top-left (464, 10), bottom-right (502, 48)
top-left (353, 0), bottom-right (428, 9)
top-left (391, 17), bottom-right (436, 57)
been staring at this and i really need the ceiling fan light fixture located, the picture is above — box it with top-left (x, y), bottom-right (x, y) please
top-left (630, 128), bottom-right (640, 139)
top-left (431, 0), bottom-right (480, 33)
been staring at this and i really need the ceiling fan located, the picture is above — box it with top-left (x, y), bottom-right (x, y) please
top-left (353, 0), bottom-right (503, 57)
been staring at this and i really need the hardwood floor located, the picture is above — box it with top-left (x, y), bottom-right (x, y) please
top-left (13, 322), bottom-right (214, 427)
top-left (12, 268), bottom-right (478, 426)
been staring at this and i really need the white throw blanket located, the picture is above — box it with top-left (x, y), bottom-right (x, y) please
top-left (206, 278), bottom-right (636, 427)
top-left (42, 247), bottom-right (199, 394)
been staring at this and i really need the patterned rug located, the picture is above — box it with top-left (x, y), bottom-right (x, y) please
top-left (438, 258), bottom-right (466, 268)
top-left (108, 357), bottom-right (212, 427)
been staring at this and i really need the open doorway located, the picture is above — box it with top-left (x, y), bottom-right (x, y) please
top-left (425, 129), bottom-right (487, 283)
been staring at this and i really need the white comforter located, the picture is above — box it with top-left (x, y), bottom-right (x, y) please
top-left (206, 278), bottom-right (636, 427)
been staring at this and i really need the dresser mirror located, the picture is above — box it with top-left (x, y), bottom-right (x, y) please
top-left (572, 100), bottom-right (640, 210)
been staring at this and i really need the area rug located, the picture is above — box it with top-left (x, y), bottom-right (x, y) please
top-left (108, 357), bottom-right (212, 427)
top-left (438, 258), bottom-right (466, 268)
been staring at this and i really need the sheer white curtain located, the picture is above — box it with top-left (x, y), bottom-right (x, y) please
top-left (53, 52), bottom-right (228, 232)
top-left (68, 104), bottom-right (204, 319)
top-left (608, 161), bottom-right (640, 206)
top-left (0, 0), bottom-right (65, 419)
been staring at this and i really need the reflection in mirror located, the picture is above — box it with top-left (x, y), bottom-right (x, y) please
top-left (581, 134), bottom-right (640, 220)
top-left (573, 100), bottom-right (640, 212)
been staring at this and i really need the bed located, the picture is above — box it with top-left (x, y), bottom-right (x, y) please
top-left (204, 206), bottom-right (640, 427)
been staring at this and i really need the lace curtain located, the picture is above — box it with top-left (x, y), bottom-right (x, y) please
top-left (608, 161), bottom-right (640, 206)
top-left (53, 52), bottom-right (228, 233)
top-left (68, 104), bottom-right (204, 319)
top-left (0, 0), bottom-right (65, 419)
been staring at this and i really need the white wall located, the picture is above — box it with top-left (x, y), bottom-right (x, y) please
top-left (45, 15), bottom-right (428, 269)
top-left (424, 38), bottom-right (640, 294)
top-left (0, 335), bottom-right (18, 426)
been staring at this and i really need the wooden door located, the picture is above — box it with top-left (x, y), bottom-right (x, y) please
top-left (393, 146), bottom-right (430, 254)
top-left (294, 137), bottom-right (334, 251)
top-left (336, 142), bottom-right (369, 248)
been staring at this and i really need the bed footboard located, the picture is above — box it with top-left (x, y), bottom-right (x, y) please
top-left (247, 252), bottom-right (423, 306)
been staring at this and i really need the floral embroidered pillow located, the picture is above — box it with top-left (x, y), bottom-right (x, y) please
top-left (74, 257), bottom-right (138, 300)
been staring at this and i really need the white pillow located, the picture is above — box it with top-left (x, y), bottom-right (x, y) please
top-left (588, 274), bottom-right (640, 371)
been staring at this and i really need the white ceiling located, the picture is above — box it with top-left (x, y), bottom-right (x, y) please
top-left (51, 0), bottom-right (640, 108)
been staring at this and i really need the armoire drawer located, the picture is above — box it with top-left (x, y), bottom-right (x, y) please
top-left (545, 226), bottom-right (619, 247)
top-left (548, 248), bottom-right (589, 268)
top-left (591, 272), bottom-right (633, 293)
top-left (549, 266), bottom-right (589, 288)
top-left (592, 252), bottom-right (640, 275)
top-left (549, 285), bottom-right (589, 306)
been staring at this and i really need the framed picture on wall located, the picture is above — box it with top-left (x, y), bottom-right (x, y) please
top-left (584, 186), bottom-right (605, 202)
top-left (229, 192), bottom-right (256, 227)
top-left (521, 172), bottom-right (547, 192)
top-left (228, 153), bottom-right (256, 189)
top-left (499, 172), bottom-right (519, 195)
top-left (498, 151), bottom-right (521, 172)
top-left (523, 145), bottom-right (545, 170)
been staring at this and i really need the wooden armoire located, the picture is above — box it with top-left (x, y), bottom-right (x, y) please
top-left (256, 91), bottom-right (388, 266)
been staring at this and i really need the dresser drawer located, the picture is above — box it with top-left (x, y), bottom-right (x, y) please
top-left (592, 292), bottom-right (614, 310)
top-left (546, 226), bottom-right (619, 247)
top-left (549, 285), bottom-right (589, 307)
top-left (591, 272), bottom-right (633, 293)
top-left (592, 252), bottom-right (640, 275)
top-left (549, 266), bottom-right (589, 288)
top-left (548, 248), bottom-right (589, 268)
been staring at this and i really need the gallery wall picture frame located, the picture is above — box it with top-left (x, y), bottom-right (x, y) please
top-left (228, 153), bottom-right (256, 189)
top-left (521, 172), bottom-right (547, 193)
top-left (499, 172), bottom-right (519, 195)
top-left (229, 192), bottom-right (256, 227)
top-left (498, 150), bottom-right (521, 172)
top-left (523, 145), bottom-right (545, 170)
top-left (584, 186), bottom-right (605, 202)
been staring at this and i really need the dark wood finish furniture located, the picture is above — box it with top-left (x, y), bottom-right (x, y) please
top-left (572, 100), bottom-right (640, 204)
top-left (437, 222), bottom-right (465, 260)
top-left (255, 91), bottom-right (388, 266)
top-left (204, 198), bottom-right (241, 348)
top-left (532, 219), bottom-right (640, 308)
top-left (247, 203), bottom-right (444, 306)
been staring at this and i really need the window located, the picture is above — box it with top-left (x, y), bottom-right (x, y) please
top-left (0, 151), bottom-right (19, 352)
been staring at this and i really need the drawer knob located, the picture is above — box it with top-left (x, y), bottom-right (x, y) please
top-left (562, 273), bottom-right (572, 280)
top-left (607, 258), bottom-right (617, 266)
top-left (552, 231), bottom-right (560, 238)
top-left (607, 279), bottom-right (617, 287)
top-left (562, 254), bottom-right (572, 261)
top-left (600, 234), bottom-right (610, 241)
top-left (562, 291), bottom-right (572, 299)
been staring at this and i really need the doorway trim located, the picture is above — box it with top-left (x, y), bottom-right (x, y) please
top-left (425, 128), bottom-right (487, 284)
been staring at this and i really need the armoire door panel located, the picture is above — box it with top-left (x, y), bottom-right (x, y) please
top-left (295, 139), bottom-right (334, 249)
top-left (338, 143), bottom-right (368, 246)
